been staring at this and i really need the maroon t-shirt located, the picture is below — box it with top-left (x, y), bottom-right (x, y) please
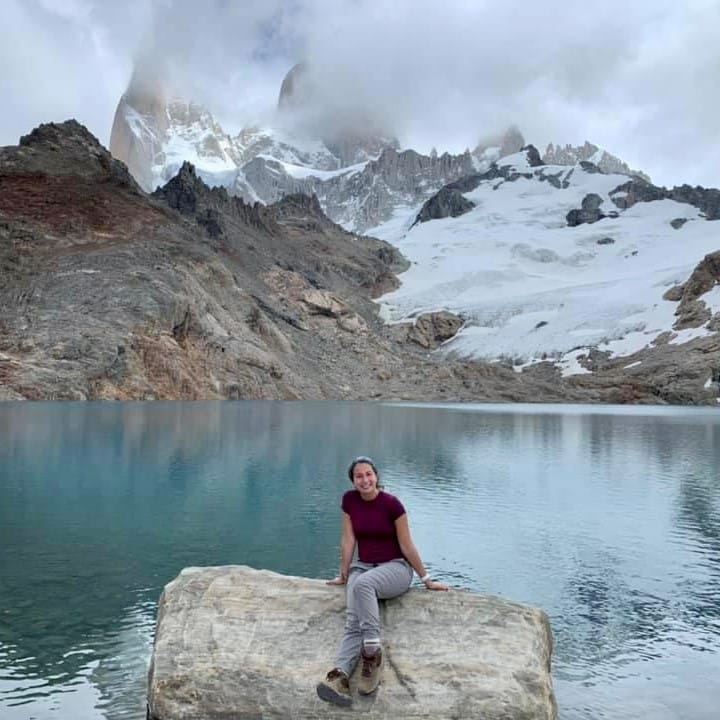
top-left (341, 490), bottom-right (406, 563)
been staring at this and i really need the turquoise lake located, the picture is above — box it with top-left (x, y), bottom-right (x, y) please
top-left (1, 401), bottom-right (719, 719)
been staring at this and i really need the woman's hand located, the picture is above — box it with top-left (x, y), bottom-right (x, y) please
top-left (425, 579), bottom-right (449, 591)
top-left (327, 573), bottom-right (347, 586)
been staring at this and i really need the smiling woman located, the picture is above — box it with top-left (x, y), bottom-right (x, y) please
top-left (316, 455), bottom-right (448, 707)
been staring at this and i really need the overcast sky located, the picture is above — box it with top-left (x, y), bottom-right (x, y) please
top-left (2, 0), bottom-right (718, 187)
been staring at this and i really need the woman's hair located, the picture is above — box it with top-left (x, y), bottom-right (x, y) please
top-left (347, 455), bottom-right (382, 487)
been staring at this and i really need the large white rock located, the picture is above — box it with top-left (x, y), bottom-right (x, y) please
top-left (147, 565), bottom-right (557, 719)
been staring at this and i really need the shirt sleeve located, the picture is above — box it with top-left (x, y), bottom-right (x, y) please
top-left (388, 494), bottom-right (406, 521)
top-left (341, 491), bottom-right (351, 514)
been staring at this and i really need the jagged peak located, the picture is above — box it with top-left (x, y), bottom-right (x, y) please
top-left (154, 160), bottom-right (227, 207)
top-left (8, 119), bottom-right (140, 190)
top-left (543, 140), bottom-right (650, 182)
top-left (153, 160), bottom-right (270, 234)
top-left (20, 119), bottom-right (104, 152)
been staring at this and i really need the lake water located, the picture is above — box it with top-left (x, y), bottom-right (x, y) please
top-left (1, 402), bottom-right (719, 720)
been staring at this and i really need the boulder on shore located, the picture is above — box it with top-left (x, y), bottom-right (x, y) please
top-left (147, 565), bottom-right (557, 720)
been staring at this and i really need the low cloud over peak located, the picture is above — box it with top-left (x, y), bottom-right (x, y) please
top-left (2, 0), bottom-right (718, 187)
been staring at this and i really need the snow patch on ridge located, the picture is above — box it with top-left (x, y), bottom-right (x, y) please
top-left (258, 156), bottom-right (368, 181)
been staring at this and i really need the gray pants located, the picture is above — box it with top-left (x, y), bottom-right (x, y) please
top-left (335, 558), bottom-right (413, 676)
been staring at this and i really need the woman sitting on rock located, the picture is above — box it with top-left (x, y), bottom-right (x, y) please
top-left (316, 456), bottom-right (448, 706)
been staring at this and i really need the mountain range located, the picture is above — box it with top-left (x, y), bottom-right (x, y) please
top-left (0, 64), bottom-right (718, 403)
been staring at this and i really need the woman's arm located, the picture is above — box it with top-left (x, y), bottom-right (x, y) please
top-left (395, 514), bottom-right (448, 591)
top-left (328, 512), bottom-right (356, 585)
top-left (339, 512), bottom-right (356, 579)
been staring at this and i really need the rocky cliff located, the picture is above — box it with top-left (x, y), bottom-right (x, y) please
top-left (147, 565), bottom-right (557, 720)
top-left (108, 69), bottom-right (169, 193)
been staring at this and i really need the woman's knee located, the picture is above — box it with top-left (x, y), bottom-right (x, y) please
top-left (353, 572), bottom-right (377, 589)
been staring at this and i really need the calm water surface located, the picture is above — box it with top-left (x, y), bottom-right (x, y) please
top-left (1, 402), bottom-right (719, 720)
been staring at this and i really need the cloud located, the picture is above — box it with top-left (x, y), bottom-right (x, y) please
top-left (1, 0), bottom-right (718, 187)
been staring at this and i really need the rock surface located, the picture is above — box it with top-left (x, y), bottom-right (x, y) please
top-left (147, 565), bottom-right (557, 720)
top-left (609, 178), bottom-right (720, 220)
top-left (672, 250), bottom-right (720, 330)
top-left (566, 193), bottom-right (607, 226)
top-left (413, 185), bottom-right (476, 225)
top-left (394, 311), bottom-right (464, 350)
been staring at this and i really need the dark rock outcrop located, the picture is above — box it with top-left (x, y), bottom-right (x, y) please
top-left (663, 285), bottom-right (685, 302)
top-left (610, 179), bottom-right (720, 220)
top-left (523, 144), bottom-right (544, 167)
top-left (566, 193), bottom-right (606, 226)
top-left (14, 120), bottom-right (140, 191)
top-left (413, 187), bottom-right (476, 225)
top-left (414, 158), bottom-right (542, 227)
top-left (670, 184), bottom-right (720, 220)
top-left (609, 179), bottom-right (669, 210)
top-left (673, 250), bottom-right (720, 330)
top-left (153, 161), bottom-right (268, 232)
top-left (578, 160), bottom-right (602, 175)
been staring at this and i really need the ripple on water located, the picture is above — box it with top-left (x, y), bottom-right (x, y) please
top-left (0, 602), bottom-right (155, 720)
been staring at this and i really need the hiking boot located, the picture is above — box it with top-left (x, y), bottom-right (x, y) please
top-left (316, 668), bottom-right (352, 707)
top-left (357, 648), bottom-right (383, 695)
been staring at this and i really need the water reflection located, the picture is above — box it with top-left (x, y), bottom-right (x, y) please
top-left (1, 402), bottom-right (719, 719)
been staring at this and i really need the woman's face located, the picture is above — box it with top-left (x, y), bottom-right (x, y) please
top-left (352, 462), bottom-right (379, 496)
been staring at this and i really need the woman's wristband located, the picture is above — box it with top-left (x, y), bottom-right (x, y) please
top-left (419, 573), bottom-right (431, 583)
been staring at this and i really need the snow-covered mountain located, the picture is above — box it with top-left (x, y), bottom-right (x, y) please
top-left (108, 65), bottom-right (719, 391)
top-left (109, 66), bottom-right (490, 232)
top-left (371, 148), bottom-right (720, 380)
